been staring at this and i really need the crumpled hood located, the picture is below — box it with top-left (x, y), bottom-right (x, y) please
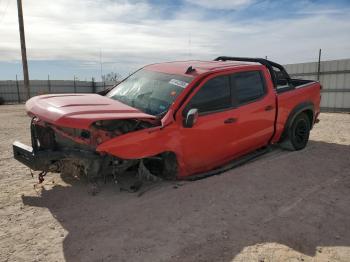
top-left (26, 94), bottom-right (156, 129)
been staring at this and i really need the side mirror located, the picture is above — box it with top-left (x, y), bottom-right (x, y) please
top-left (184, 109), bottom-right (199, 128)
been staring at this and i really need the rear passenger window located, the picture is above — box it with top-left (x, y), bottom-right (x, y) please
top-left (232, 71), bottom-right (265, 104)
top-left (188, 76), bottom-right (231, 113)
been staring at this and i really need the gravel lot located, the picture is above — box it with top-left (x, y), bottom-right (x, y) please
top-left (0, 105), bottom-right (349, 262)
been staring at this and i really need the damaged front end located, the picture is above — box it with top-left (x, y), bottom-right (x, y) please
top-left (13, 116), bottom-right (177, 191)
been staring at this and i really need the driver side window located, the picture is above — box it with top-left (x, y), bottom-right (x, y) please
top-left (186, 75), bottom-right (231, 114)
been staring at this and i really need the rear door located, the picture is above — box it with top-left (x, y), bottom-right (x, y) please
top-left (228, 70), bottom-right (276, 155)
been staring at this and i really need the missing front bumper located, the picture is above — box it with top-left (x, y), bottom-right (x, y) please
top-left (13, 140), bottom-right (103, 173)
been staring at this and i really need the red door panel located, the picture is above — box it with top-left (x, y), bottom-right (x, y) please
top-left (227, 95), bottom-right (276, 156)
top-left (178, 109), bottom-right (239, 173)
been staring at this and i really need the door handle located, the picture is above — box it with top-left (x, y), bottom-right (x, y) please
top-left (224, 118), bottom-right (237, 124)
top-left (265, 105), bottom-right (274, 111)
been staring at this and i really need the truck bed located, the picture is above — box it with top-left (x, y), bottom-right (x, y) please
top-left (276, 79), bottom-right (316, 94)
top-left (273, 80), bottom-right (321, 143)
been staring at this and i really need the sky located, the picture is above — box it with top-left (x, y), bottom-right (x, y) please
top-left (0, 0), bottom-right (349, 80)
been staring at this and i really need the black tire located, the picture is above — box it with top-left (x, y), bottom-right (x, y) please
top-left (281, 112), bottom-right (311, 151)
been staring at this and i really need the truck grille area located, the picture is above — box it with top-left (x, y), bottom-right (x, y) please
top-left (30, 117), bottom-right (56, 151)
top-left (34, 125), bottom-right (56, 150)
top-left (30, 118), bottom-right (93, 151)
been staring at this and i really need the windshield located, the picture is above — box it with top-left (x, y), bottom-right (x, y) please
top-left (107, 69), bottom-right (192, 116)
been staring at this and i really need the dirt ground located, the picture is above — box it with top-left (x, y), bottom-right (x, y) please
top-left (0, 105), bottom-right (349, 262)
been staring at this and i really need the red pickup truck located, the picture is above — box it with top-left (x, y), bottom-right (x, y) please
top-left (13, 57), bottom-right (321, 184)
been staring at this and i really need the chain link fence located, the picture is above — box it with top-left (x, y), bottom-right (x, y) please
top-left (0, 79), bottom-right (114, 103)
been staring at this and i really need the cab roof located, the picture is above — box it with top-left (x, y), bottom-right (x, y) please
top-left (144, 60), bottom-right (262, 77)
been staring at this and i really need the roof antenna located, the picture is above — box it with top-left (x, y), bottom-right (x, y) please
top-left (185, 66), bottom-right (195, 74)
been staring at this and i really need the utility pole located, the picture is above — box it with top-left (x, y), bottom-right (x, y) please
top-left (47, 75), bottom-right (51, 93)
top-left (73, 76), bottom-right (77, 93)
top-left (16, 75), bottom-right (21, 103)
top-left (17, 0), bottom-right (30, 100)
top-left (100, 49), bottom-right (103, 82)
top-left (317, 49), bottom-right (322, 81)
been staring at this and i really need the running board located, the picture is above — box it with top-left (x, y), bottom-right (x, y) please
top-left (185, 146), bottom-right (272, 181)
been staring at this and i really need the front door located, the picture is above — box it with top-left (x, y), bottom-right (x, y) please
top-left (178, 74), bottom-right (238, 174)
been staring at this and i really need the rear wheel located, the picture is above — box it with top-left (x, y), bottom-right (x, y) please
top-left (281, 113), bottom-right (311, 151)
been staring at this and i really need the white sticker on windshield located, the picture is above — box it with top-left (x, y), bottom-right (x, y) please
top-left (169, 79), bottom-right (189, 88)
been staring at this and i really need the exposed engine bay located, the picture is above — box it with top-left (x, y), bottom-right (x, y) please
top-left (25, 117), bottom-right (178, 193)
top-left (35, 118), bottom-right (155, 149)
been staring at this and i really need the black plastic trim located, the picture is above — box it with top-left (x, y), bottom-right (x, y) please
top-left (214, 56), bottom-right (291, 88)
top-left (13, 141), bottom-right (101, 171)
top-left (280, 101), bottom-right (314, 141)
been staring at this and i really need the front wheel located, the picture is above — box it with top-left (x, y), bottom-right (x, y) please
top-left (282, 113), bottom-right (311, 151)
